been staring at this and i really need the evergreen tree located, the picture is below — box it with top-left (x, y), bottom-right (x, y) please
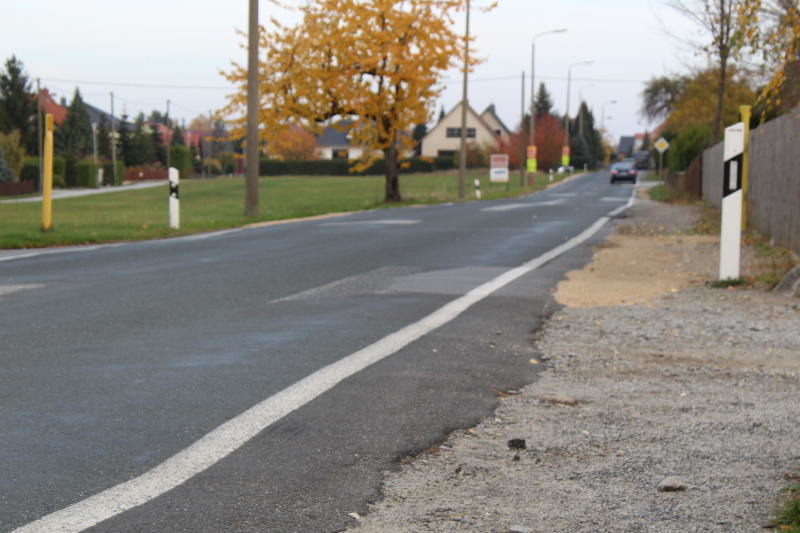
top-left (210, 118), bottom-right (227, 158)
top-left (438, 105), bottom-right (445, 122)
top-left (148, 110), bottom-right (170, 126)
top-left (97, 113), bottom-right (111, 160)
top-left (0, 56), bottom-right (37, 153)
top-left (57, 88), bottom-right (93, 158)
top-left (150, 123), bottom-right (166, 165)
top-left (117, 114), bottom-right (134, 166)
top-left (534, 82), bottom-right (555, 118)
top-left (131, 112), bottom-right (154, 165)
top-left (170, 124), bottom-right (185, 146)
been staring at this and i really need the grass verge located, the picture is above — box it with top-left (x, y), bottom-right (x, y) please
top-left (1, 170), bottom-right (572, 249)
top-left (771, 471), bottom-right (800, 532)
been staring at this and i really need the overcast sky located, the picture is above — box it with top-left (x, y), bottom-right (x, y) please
top-left (2, 0), bottom-right (698, 141)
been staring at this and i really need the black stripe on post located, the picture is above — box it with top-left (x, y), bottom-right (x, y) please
top-left (169, 182), bottom-right (179, 200)
top-left (723, 153), bottom-right (743, 198)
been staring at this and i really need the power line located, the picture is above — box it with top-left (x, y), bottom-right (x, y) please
top-left (39, 77), bottom-right (232, 91)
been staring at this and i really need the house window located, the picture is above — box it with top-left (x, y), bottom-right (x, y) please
top-left (437, 150), bottom-right (456, 158)
top-left (446, 128), bottom-right (476, 138)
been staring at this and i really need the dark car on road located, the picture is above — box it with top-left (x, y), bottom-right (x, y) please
top-left (609, 161), bottom-right (637, 184)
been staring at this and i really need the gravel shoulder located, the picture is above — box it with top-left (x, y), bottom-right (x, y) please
top-left (347, 191), bottom-right (800, 532)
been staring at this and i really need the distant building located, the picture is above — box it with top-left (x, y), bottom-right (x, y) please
top-left (617, 136), bottom-right (635, 158)
top-left (420, 102), bottom-right (511, 159)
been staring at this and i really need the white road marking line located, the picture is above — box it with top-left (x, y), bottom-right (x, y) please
top-left (14, 190), bottom-right (635, 533)
top-left (600, 197), bottom-right (628, 202)
top-left (178, 228), bottom-right (244, 241)
top-left (0, 246), bottom-right (100, 263)
top-left (481, 199), bottom-right (564, 212)
top-left (0, 284), bottom-right (45, 297)
top-left (320, 219), bottom-right (420, 226)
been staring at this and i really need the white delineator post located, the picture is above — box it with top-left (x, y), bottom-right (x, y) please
top-left (719, 123), bottom-right (745, 280)
top-left (169, 167), bottom-right (180, 230)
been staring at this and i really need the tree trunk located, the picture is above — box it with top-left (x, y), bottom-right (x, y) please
top-left (712, 53), bottom-right (728, 142)
top-left (384, 144), bottom-right (401, 202)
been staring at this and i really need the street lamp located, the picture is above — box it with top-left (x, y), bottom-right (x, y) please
top-left (600, 99), bottom-right (617, 133)
top-left (563, 60), bottom-right (593, 168)
top-left (457, 0), bottom-right (472, 199)
top-left (527, 28), bottom-right (566, 179)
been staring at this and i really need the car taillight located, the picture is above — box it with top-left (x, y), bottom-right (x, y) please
top-left (611, 170), bottom-right (617, 174)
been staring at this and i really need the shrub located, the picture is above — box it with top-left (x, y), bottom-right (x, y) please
top-left (64, 154), bottom-right (77, 187)
top-left (169, 145), bottom-right (192, 179)
top-left (668, 124), bottom-right (710, 172)
top-left (102, 161), bottom-right (124, 186)
top-left (0, 148), bottom-right (13, 183)
top-left (0, 130), bottom-right (25, 179)
top-left (218, 151), bottom-right (237, 174)
top-left (257, 157), bottom-right (444, 176)
top-left (21, 157), bottom-right (39, 187)
top-left (75, 159), bottom-right (99, 188)
top-left (52, 157), bottom-right (66, 188)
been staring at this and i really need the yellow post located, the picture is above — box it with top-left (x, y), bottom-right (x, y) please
top-left (740, 105), bottom-right (751, 230)
top-left (42, 113), bottom-right (54, 231)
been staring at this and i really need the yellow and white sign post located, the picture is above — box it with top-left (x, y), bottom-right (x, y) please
top-left (41, 114), bottom-right (54, 232)
top-left (526, 145), bottom-right (537, 175)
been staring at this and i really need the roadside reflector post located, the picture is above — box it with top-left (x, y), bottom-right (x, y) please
top-left (474, 178), bottom-right (481, 199)
top-left (549, 168), bottom-right (554, 183)
top-left (719, 122), bottom-right (744, 281)
top-left (168, 167), bottom-right (180, 229)
top-left (41, 113), bottom-right (54, 232)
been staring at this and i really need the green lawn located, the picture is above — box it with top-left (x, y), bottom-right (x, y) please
top-left (0, 170), bottom-right (570, 249)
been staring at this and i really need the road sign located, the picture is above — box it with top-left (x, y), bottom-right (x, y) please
top-left (526, 145), bottom-right (537, 173)
top-left (654, 137), bottom-right (669, 153)
top-left (489, 154), bottom-right (509, 183)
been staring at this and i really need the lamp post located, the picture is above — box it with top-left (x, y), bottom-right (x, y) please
top-left (457, 0), bottom-right (471, 199)
top-left (563, 60), bottom-right (593, 168)
top-left (528, 28), bottom-right (566, 178)
top-left (600, 99), bottom-right (616, 133)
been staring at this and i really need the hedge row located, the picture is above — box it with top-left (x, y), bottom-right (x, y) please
top-left (170, 145), bottom-right (192, 180)
top-left (21, 157), bottom-right (123, 189)
top-left (21, 157), bottom-right (66, 188)
top-left (258, 156), bottom-right (455, 176)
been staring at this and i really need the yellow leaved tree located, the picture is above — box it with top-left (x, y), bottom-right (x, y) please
top-left (739, 0), bottom-right (800, 115)
top-left (223, 0), bottom-right (470, 202)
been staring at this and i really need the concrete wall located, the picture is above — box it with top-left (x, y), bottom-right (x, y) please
top-left (703, 108), bottom-right (800, 253)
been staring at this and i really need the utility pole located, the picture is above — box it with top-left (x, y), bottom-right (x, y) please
top-left (457, 0), bottom-right (470, 200)
top-left (563, 60), bottom-right (593, 168)
top-left (520, 71), bottom-right (525, 187)
top-left (244, 0), bottom-right (260, 216)
top-left (166, 99), bottom-right (171, 170)
top-left (110, 92), bottom-right (118, 186)
top-left (37, 78), bottom-right (42, 192)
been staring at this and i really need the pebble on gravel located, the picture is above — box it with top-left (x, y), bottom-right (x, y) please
top-left (540, 393), bottom-right (578, 406)
top-left (658, 476), bottom-right (688, 492)
top-left (507, 438), bottom-right (527, 450)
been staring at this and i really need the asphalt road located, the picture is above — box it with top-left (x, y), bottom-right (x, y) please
top-left (0, 171), bottom-right (633, 532)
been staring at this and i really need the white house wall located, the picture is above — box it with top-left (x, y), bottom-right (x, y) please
top-left (421, 105), bottom-right (499, 158)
